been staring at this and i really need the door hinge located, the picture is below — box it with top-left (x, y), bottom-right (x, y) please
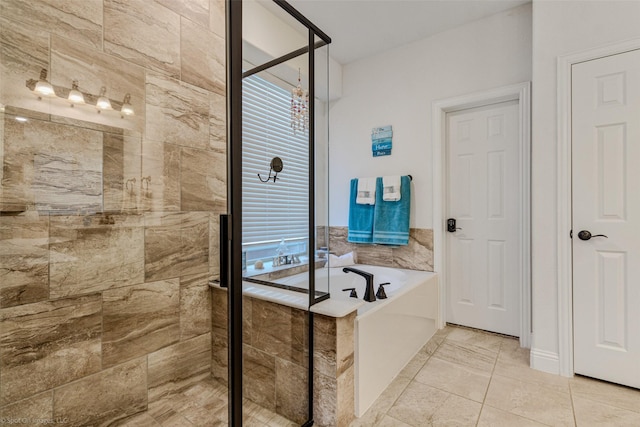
top-left (570, 229), bottom-right (573, 239)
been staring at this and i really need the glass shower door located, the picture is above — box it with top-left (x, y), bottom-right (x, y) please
top-left (227, 1), bottom-right (332, 424)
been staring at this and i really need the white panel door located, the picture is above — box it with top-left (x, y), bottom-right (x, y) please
top-left (446, 101), bottom-right (521, 336)
top-left (572, 48), bottom-right (640, 389)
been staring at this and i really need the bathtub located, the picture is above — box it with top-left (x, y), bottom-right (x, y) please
top-left (324, 266), bottom-right (438, 416)
top-left (244, 264), bottom-right (439, 417)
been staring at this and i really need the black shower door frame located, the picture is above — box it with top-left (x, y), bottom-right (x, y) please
top-left (225, 1), bottom-right (331, 425)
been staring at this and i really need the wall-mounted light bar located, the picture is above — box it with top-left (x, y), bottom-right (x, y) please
top-left (26, 68), bottom-right (135, 118)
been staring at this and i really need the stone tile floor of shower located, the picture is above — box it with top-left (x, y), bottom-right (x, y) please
top-left (121, 325), bottom-right (640, 426)
top-left (118, 378), bottom-right (297, 426)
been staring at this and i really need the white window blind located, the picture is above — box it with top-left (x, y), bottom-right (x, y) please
top-left (242, 74), bottom-right (309, 249)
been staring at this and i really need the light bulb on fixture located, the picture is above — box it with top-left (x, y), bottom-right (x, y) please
top-left (67, 80), bottom-right (85, 106)
top-left (96, 86), bottom-right (112, 112)
top-left (34, 68), bottom-right (55, 98)
top-left (120, 93), bottom-right (134, 117)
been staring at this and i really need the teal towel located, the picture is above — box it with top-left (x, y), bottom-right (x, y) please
top-left (372, 176), bottom-right (410, 245)
top-left (348, 178), bottom-right (374, 243)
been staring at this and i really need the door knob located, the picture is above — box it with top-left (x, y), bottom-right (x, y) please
top-left (577, 230), bottom-right (608, 241)
top-left (447, 218), bottom-right (462, 233)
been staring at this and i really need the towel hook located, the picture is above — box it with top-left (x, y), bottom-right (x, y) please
top-left (258, 157), bottom-right (283, 183)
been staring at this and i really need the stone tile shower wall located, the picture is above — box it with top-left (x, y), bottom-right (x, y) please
top-left (0, 0), bottom-right (225, 425)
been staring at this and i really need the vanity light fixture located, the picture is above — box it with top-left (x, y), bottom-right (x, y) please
top-left (120, 93), bottom-right (134, 117)
top-left (25, 73), bottom-right (134, 119)
top-left (96, 86), bottom-right (112, 112)
top-left (67, 80), bottom-right (85, 106)
top-left (33, 68), bottom-right (55, 98)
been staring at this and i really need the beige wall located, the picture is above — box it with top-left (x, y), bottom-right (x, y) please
top-left (0, 0), bottom-right (226, 424)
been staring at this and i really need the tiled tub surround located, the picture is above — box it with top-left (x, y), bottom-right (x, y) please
top-left (210, 284), bottom-right (357, 426)
top-left (328, 226), bottom-right (434, 271)
top-left (210, 265), bottom-right (438, 426)
top-left (0, 0), bottom-right (226, 425)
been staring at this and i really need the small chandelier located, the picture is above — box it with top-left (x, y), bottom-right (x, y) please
top-left (291, 68), bottom-right (309, 134)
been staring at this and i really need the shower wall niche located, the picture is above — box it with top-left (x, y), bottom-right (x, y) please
top-left (0, 1), bottom-right (226, 425)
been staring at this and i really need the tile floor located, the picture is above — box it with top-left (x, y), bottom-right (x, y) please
top-left (118, 378), bottom-right (297, 426)
top-left (351, 325), bottom-right (640, 427)
top-left (119, 324), bottom-right (640, 426)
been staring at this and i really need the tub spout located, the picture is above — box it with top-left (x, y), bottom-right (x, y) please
top-left (342, 267), bottom-right (376, 302)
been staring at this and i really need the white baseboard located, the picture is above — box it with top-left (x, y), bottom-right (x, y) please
top-left (530, 348), bottom-right (561, 375)
top-left (519, 332), bottom-right (532, 349)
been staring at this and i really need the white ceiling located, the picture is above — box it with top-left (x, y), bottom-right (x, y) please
top-left (261, 0), bottom-right (530, 64)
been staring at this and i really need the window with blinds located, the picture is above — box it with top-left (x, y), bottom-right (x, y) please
top-left (242, 74), bottom-right (309, 263)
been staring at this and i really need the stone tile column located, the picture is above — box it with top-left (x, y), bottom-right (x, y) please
top-left (210, 285), bottom-right (357, 426)
top-left (313, 311), bottom-right (356, 427)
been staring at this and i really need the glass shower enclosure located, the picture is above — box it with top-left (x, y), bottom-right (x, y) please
top-left (0, 0), bottom-right (330, 425)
